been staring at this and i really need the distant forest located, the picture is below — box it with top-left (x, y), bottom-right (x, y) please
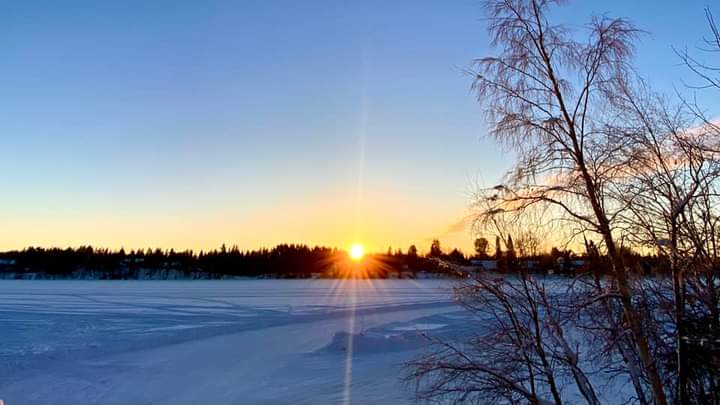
top-left (0, 243), bottom-right (452, 279)
top-left (0, 236), bottom-right (663, 279)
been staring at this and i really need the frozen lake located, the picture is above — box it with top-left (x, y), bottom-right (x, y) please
top-left (0, 279), bottom-right (468, 404)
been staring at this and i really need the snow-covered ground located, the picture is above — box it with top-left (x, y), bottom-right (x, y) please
top-left (0, 279), bottom-right (469, 404)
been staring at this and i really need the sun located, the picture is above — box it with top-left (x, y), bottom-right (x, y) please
top-left (349, 243), bottom-right (365, 261)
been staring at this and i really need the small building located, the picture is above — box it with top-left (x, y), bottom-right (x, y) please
top-left (523, 260), bottom-right (540, 270)
top-left (570, 259), bottom-right (586, 268)
top-left (556, 257), bottom-right (587, 272)
top-left (470, 259), bottom-right (498, 271)
top-left (416, 270), bottom-right (432, 279)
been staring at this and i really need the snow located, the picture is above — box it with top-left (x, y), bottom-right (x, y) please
top-left (0, 279), bottom-right (467, 404)
top-left (390, 323), bottom-right (447, 331)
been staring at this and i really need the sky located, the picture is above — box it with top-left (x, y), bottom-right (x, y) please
top-left (0, 0), bottom-right (716, 253)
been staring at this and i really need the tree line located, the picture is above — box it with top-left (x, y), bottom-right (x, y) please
top-left (0, 243), bottom-right (456, 279)
top-left (0, 237), bottom-right (677, 279)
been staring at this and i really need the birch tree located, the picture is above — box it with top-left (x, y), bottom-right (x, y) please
top-left (468, 1), bottom-right (666, 402)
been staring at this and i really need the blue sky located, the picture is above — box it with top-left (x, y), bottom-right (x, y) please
top-left (0, 0), bottom-right (716, 252)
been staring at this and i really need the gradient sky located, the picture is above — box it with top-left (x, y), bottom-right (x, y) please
top-left (0, 0), bottom-right (716, 253)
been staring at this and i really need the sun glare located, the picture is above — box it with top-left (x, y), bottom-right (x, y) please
top-left (349, 243), bottom-right (365, 260)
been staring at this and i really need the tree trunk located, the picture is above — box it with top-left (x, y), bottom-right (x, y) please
top-left (602, 222), bottom-right (668, 405)
top-left (670, 219), bottom-right (687, 405)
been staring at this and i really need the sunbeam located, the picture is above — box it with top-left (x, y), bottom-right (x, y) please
top-left (341, 279), bottom-right (357, 405)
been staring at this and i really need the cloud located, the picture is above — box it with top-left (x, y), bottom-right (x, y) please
top-left (424, 214), bottom-right (475, 243)
top-left (444, 217), bottom-right (471, 234)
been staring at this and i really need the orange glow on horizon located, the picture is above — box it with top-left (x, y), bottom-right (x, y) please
top-left (0, 186), bottom-right (477, 254)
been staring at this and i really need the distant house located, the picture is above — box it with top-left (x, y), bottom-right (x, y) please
top-left (556, 257), bottom-right (587, 272)
top-left (388, 271), bottom-right (400, 279)
top-left (470, 259), bottom-right (498, 271)
top-left (570, 259), bottom-right (586, 268)
top-left (523, 260), bottom-right (540, 270)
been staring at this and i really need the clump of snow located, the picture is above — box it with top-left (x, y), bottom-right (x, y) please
top-left (321, 330), bottom-right (430, 354)
top-left (390, 323), bottom-right (447, 331)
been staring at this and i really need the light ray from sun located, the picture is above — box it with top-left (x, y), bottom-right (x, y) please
top-left (342, 50), bottom-right (372, 404)
top-left (341, 279), bottom-right (357, 405)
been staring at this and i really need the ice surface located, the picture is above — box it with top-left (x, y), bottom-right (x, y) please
top-left (0, 279), bottom-right (462, 404)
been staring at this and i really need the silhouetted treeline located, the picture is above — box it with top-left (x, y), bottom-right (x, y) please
top-left (0, 244), bottom-right (455, 279)
top-left (0, 239), bottom-right (668, 280)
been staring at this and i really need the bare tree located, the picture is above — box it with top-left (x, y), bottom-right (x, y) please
top-left (408, 272), bottom-right (601, 404)
top-left (515, 231), bottom-right (541, 258)
top-left (601, 76), bottom-right (720, 403)
top-left (409, 2), bottom-right (720, 403)
top-left (466, 1), bottom-right (666, 402)
top-left (676, 8), bottom-right (720, 92)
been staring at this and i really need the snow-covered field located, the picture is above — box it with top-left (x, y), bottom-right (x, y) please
top-left (0, 279), bottom-right (468, 404)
